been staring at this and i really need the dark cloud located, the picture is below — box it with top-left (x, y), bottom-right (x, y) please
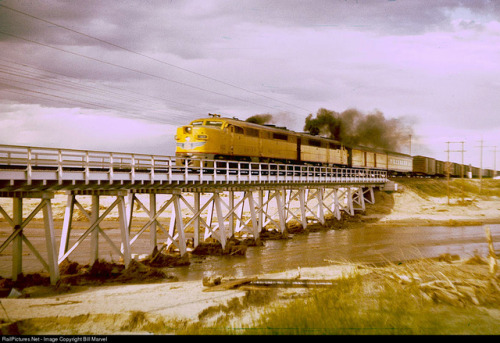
top-left (0, 0), bottom-right (499, 160)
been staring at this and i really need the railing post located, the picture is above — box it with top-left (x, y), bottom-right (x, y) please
top-left (85, 151), bottom-right (90, 185)
top-left (168, 157), bottom-right (172, 183)
top-left (199, 160), bottom-right (204, 183)
top-left (131, 154), bottom-right (136, 184)
top-left (150, 155), bottom-right (155, 184)
top-left (109, 153), bottom-right (114, 184)
top-left (27, 147), bottom-right (32, 186)
top-left (57, 149), bottom-right (63, 185)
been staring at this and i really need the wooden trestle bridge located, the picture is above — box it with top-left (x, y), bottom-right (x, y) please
top-left (0, 144), bottom-right (389, 284)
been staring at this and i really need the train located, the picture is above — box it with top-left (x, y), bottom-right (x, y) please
top-left (413, 155), bottom-right (498, 178)
top-left (175, 114), bottom-right (498, 178)
top-left (174, 114), bottom-right (412, 175)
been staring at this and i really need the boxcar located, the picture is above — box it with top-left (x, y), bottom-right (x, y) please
top-left (413, 155), bottom-right (436, 176)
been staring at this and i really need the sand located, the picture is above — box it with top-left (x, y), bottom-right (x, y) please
top-left (364, 187), bottom-right (500, 227)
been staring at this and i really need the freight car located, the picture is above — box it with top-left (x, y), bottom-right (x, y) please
top-left (413, 155), bottom-right (436, 176)
top-left (175, 114), bottom-right (413, 175)
top-left (435, 160), bottom-right (446, 176)
top-left (347, 146), bottom-right (412, 175)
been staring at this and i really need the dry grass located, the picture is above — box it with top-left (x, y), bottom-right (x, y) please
top-left (395, 178), bottom-right (500, 199)
top-left (13, 256), bottom-right (500, 335)
top-left (176, 257), bottom-right (500, 335)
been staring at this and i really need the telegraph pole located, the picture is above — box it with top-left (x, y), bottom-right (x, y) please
top-left (482, 144), bottom-right (498, 179)
top-left (493, 146), bottom-right (497, 178)
top-left (445, 141), bottom-right (465, 204)
top-left (479, 139), bottom-right (483, 194)
top-left (446, 142), bottom-right (450, 205)
top-left (487, 145), bottom-right (497, 178)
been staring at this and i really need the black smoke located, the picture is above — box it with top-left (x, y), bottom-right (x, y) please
top-left (304, 108), bottom-right (413, 152)
top-left (245, 114), bottom-right (274, 125)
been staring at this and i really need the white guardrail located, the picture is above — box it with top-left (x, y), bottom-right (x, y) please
top-left (0, 144), bottom-right (388, 188)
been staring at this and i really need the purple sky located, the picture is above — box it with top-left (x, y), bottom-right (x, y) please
top-left (0, 0), bottom-right (499, 169)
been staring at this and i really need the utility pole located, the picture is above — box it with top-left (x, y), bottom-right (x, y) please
top-left (489, 146), bottom-right (497, 178)
top-left (445, 141), bottom-right (466, 204)
top-left (481, 144), bottom-right (498, 179)
top-left (479, 139), bottom-right (483, 194)
top-left (475, 140), bottom-right (498, 193)
top-left (446, 142), bottom-right (450, 205)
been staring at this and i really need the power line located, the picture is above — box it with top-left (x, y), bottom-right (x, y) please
top-left (0, 29), bottom-right (291, 115)
top-left (0, 4), bottom-right (313, 114)
top-left (0, 67), bottom-right (188, 120)
top-left (0, 57), bottom-right (202, 111)
top-left (0, 71), bottom-right (159, 115)
top-left (0, 82), bottom-right (185, 125)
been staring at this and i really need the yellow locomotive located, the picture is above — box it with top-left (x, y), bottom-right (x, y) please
top-left (175, 114), bottom-right (348, 166)
top-left (175, 114), bottom-right (413, 174)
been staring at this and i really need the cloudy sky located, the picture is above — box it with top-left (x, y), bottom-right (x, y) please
top-left (0, 0), bottom-right (499, 169)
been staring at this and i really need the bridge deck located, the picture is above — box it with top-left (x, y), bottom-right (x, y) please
top-left (0, 144), bottom-right (387, 192)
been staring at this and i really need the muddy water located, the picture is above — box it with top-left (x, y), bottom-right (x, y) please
top-left (0, 222), bottom-right (499, 282)
top-left (173, 224), bottom-right (500, 281)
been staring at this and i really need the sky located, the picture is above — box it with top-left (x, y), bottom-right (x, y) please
top-left (0, 0), bottom-right (499, 169)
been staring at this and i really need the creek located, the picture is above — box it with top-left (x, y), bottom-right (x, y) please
top-left (168, 223), bottom-right (500, 281)
top-left (0, 222), bottom-right (498, 281)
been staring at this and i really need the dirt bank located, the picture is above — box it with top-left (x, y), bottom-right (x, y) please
top-left (362, 178), bottom-right (500, 227)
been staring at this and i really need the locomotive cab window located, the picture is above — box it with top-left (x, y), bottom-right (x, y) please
top-left (234, 126), bottom-right (244, 134)
top-left (191, 121), bottom-right (203, 126)
top-left (205, 120), bottom-right (223, 128)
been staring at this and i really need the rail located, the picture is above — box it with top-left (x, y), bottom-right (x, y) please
top-left (0, 144), bottom-right (388, 190)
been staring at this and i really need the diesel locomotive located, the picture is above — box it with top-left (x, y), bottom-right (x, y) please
top-left (175, 114), bottom-right (413, 175)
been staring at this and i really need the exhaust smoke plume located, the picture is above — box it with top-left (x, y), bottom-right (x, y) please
top-left (304, 108), bottom-right (413, 152)
top-left (245, 114), bottom-right (273, 125)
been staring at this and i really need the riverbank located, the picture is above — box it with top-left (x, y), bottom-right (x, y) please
top-left (1, 178), bottom-right (499, 334)
top-left (2, 253), bottom-right (499, 335)
top-left (363, 178), bottom-right (500, 227)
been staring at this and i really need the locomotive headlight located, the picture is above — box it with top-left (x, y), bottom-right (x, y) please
top-left (197, 135), bottom-right (208, 139)
top-left (184, 127), bottom-right (192, 134)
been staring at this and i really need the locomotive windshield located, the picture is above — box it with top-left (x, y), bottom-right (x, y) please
top-left (205, 120), bottom-right (224, 128)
